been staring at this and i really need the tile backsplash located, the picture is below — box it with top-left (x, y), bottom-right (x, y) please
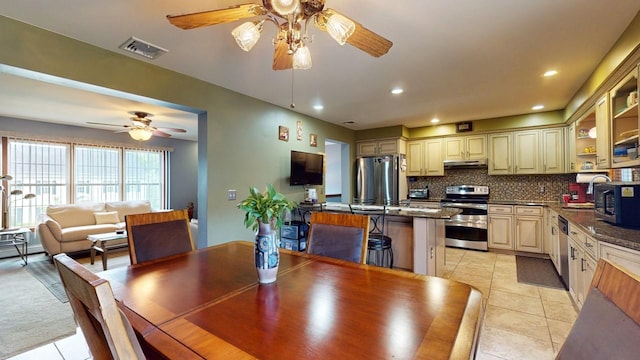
top-left (408, 168), bottom-right (575, 202)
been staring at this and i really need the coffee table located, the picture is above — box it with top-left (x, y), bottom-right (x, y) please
top-left (88, 231), bottom-right (128, 270)
top-left (0, 228), bottom-right (30, 266)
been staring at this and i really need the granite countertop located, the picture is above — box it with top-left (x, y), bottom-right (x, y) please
top-left (549, 204), bottom-right (640, 252)
top-left (322, 203), bottom-right (461, 219)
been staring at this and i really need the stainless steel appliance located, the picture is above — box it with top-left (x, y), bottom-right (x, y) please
top-left (408, 187), bottom-right (429, 200)
top-left (594, 182), bottom-right (640, 227)
top-left (557, 215), bottom-right (569, 290)
top-left (441, 185), bottom-right (489, 251)
top-left (355, 155), bottom-right (404, 205)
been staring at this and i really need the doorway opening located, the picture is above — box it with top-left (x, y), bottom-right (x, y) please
top-left (324, 139), bottom-right (350, 203)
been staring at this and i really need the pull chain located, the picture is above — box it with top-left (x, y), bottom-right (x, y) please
top-left (290, 68), bottom-right (295, 108)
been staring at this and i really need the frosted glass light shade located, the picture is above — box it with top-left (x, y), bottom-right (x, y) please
top-left (271, 0), bottom-right (300, 16)
top-left (129, 128), bottom-right (153, 141)
top-left (232, 22), bottom-right (262, 52)
top-left (293, 44), bottom-right (312, 70)
top-left (326, 13), bottom-right (355, 45)
top-left (588, 127), bottom-right (597, 139)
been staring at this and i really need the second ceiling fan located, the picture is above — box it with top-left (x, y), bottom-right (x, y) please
top-left (167, 0), bottom-right (393, 70)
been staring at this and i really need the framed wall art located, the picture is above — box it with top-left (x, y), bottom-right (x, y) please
top-left (296, 120), bottom-right (303, 141)
top-left (310, 133), bottom-right (318, 147)
top-left (278, 126), bottom-right (289, 141)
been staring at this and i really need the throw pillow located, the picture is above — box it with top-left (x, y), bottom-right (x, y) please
top-left (94, 211), bottom-right (120, 225)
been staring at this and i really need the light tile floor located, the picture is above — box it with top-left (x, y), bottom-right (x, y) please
top-left (442, 248), bottom-right (577, 360)
top-left (8, 248), bottom-right (577, 359)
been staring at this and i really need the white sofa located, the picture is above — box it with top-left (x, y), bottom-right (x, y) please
top-left (37, 200), bottom-right (152, 256)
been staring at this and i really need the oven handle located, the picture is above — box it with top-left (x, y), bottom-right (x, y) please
top-left (441, 203), bottom-right (488, 210)
top-left (444, 220), bottom-right (487, 230)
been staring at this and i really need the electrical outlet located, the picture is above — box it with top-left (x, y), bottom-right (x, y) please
top-left (539, 185), bottom-right (545, 193)
top-left (228, 189), bottom-right (237, 201)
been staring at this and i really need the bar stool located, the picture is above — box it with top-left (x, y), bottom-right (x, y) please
top-left (349, 205), bottom-right (394, 268)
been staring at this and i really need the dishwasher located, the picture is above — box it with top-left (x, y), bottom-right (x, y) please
top-left (558, 215), bottom-right (569, 289)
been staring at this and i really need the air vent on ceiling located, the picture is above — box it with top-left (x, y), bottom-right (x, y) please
top-left (118, 36), bottom-right (168, 60)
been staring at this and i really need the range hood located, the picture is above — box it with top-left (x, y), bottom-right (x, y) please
top-left (443, 159), bottom-right (488, 168)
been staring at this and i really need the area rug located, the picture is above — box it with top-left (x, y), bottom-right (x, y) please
top-left (25, 260), bottom-right (68, 302)
top-left (515, 255), bottom-right (565, 289)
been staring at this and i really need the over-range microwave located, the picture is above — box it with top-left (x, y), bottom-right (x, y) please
top-left (594, 182), bottom-right (640, 227)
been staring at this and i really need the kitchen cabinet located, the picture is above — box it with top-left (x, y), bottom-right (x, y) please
top-left (488, 205), bottom-right (514, 250)
top-left (488, 133), bottom-right (513, 175)
top-left (567, 223), bottom-right (597, 309)
top-left (595, 95), bottom-right (611, 169)
top-left (547, 209), bottom-right (560, 273)
top-left (572, 107), bottom-right (599, 172)
top-left (515, 206), bottom-right (543, 253)
top-left (599, 241), bottom-right (640, 276)
top-left (443, 135), bottom-right (487, 161)
top-left (488, 128), bottom-right (564, 175)
top-left (357, 138), bottom-right (402, 156)
top-left (609, 66), bottom-right (639, 168)
top-left (406, 139), bottom-right (444, 176)
top-left (566, 122), bottom-right (577, 172)
top-left (541, 128), bottom-right (565, 173)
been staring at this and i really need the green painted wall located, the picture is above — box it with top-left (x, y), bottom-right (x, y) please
top-left (0, 15), bottom-right (355, 246)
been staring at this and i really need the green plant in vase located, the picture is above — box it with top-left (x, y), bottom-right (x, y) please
top-left (238, 184), bottom-right (296, 283)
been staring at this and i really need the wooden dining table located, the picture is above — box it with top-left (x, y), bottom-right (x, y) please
top-left (100, 241), bottom-right (483, 359)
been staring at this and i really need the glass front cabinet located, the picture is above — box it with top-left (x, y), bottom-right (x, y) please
top-left (610, 66), bottom-right (639, 168)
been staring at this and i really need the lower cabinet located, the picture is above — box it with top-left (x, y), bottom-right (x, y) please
top-left (567, 225), bottom-right (597, 309)
top-left (599, 242), bottom-right (640, 276)
top-left (515, 206), bottom-right (543, 253)
top-left (488, 205), bottom-right (514, 250)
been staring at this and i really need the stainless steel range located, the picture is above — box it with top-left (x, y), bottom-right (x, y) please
top-left (441, 185), bottom-right (489, 251)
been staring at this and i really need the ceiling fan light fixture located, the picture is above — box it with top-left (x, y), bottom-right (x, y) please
top-left (293, 43), bottom-right (312, 70)
top-left (270, 0), bottom-right (300, 16)
top-left (232, 21), bottom-right (264, 52)
top-left (129, 128), bottom-right (154, 141)
top-left (326, 13), bottom-right (355, 45)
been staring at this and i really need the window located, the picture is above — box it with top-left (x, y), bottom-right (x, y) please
top-left (7, 140), bottom-right (70, 228)
top-left (124, 149), bottom-right (164, 209)
top-left (4, 138), bottom-right (168, 228)
top-left (74, 146), bottom-right (121, 203)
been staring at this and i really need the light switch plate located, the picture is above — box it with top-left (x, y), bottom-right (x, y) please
top-left (228, 189), bottom-right (237, 201)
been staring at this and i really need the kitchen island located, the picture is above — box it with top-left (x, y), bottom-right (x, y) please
top-left (301, 203), bottom-right (461, 276)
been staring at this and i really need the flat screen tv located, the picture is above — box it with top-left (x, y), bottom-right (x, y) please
top-left (290, 150), bottom-right (324, 186)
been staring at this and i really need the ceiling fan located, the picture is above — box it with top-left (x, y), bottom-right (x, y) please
top-left (87, 111), bottom-right (187, 141)
top-left (166, 0), bottom-right (393, 70)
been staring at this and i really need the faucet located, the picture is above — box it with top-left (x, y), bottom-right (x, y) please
top-left (586, 174), bottom-right (612, 194)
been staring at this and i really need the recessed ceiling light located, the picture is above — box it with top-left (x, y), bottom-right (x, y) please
top-left (543, 70), bottom-right (558, 77)
top-left (313, 104), bottom-right (324, 111)
top-left (431, 118), bottom-right (440, 123)
top-left (532, 104), bottom-right (544, 110)
top-left (391, 88), bottom-right (404, 95)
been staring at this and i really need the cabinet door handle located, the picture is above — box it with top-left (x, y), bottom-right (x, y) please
top-left (581, 258), bottom-right (585, 272)
top-left (570, 246), bottom-right (576, 260)
top-left (430, 247), bottom-right (434, 259)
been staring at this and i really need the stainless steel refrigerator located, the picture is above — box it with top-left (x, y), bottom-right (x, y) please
top-left (355, 155), bottom-right (403, 205)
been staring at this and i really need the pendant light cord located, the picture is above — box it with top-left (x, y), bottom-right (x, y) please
top-left (290, 68), bottom-right (295, 109)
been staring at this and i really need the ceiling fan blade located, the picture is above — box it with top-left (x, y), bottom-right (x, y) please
top-left (157, 127), bottom-right (187, 133)
top-left (167, 4), bottom-right (267, 30)
top-left (86, 121), bottom-right (128, 128)
top-left (152, 130), bottom-right (172, 138)
top-left (317, 9), bottom-right (393, 58)
top-left (272, 30), bottom-right (293, 70)
top-left (114, 129), bottom-right (130, 133)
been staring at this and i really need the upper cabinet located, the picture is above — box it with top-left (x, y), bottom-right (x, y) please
top-left (488, 133), bottom-right (513, 175)
top-left (443, 135), bottom-right (487, 161)
top-left (406, 139), bottom-right (444, 176)
top-left (488, 128), bottom-right (563, 175)
top-left (357, 138), bottom-right (404, 157)
top-left (610, 66), bottom-right (639, 168)
top-left (595, 95), bottom-right (611, 169)
top-left (541, 128), bottom-right (565, 174)
top-left (571, 107), bottom-right (598, 172)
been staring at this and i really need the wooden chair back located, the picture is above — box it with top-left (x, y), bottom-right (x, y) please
top-left (556, 258), bottom-right (640, 359)
top-left (125, 209), bottom-right (194, 265)
top-left (53, 253), bottom-right (145, 360)
top-left (306, 212), bottom-right (370, 264)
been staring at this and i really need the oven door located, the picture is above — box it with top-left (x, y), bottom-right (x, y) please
top-left (442, 202), bottom-right (488, 251)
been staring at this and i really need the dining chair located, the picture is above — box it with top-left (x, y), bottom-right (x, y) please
top-left (53, 253), bottom-right (146, 360)
top-left (306, 212), bottom-right (370, 264)
top-left (556, 258), bottom-right (640, 359)
top-left (125, 209), bottom-right (194, 265)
